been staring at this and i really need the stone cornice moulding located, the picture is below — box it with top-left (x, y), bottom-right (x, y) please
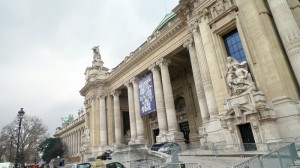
top-left (111, 90), bottom-right (121, 96)
top-left (107, 17), bottom-right (186, 81)
top-left (54, 119), bottom-right (85, 136)
top-left (80, 79), bottom-right (107, 96)
top-left (107, 30), bottom-right (190, 93)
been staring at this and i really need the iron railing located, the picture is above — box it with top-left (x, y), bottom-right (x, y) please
top-left (232, 143), bottom-right (299, 168)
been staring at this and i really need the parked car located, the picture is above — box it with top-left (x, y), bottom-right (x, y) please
top-left (150, 142), bottom-right (168, 151)
top-left (97, 150), bottom-right (113, 160)
top-left (105, 162), bottom-right (125, 168)
top-left (64, 162), bottom-right (92, 168)
top-left (157, 142), bottom-right (181, 155)
top-left (0, 162), bottom-right (14, 168)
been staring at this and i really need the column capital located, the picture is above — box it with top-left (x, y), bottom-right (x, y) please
top-left (98, 93), bottom-right (106, 99)
top-left (148, 63), bottom-right (158, 72)
top-left (156, 58), bottom-right (171, 68)
top-left (183, 35), bottom-right (194, 49)
top-left (124, 81), bottom-right (132, 88)
top-left (111, 90), bottom-right (121, 96)
top-left (131, 77), bottom-right (139, 85)
top-left (188, 20), bottom-right (199, 34)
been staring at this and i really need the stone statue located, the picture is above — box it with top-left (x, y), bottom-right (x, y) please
top-left (225, 57), bottom-right (256, 96)
top-left (92, 46), bottom-right (103, 68)
top-left (61, 114), bottom-right (71, 127)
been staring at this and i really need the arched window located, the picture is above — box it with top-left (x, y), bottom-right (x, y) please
top-left (175, 97), bottom-right (186, 113)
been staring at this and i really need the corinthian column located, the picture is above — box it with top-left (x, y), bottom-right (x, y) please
top-left (190, 21), bottom-right (218, 118)
top-left (99, 94), bottom-right (107, 146)
top-left (148, 64), bottom-right (168, 142)
top-left (112, 90), bottom-right (123, 145)
top-left (267, 0), bottom-right (300, 86)
top-left (124, 82), bottom-right (137, 143)
top-left (157, 58), bottom-right (180, 132)
top-left (183, 36), bottom-right (210, 123)
top-left (132, 78), bottom-right (146, 143)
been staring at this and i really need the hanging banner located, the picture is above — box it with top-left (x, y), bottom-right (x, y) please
top-left (138, 72), bottom-right (156, 116)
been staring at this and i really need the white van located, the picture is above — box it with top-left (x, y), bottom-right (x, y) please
top-left (0, 162), bottom-right (14, 168)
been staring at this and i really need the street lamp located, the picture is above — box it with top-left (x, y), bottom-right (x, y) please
top-left (14, 108), bottom-right (25, 168)
top-left (9, 135), bottom-right (14, 162)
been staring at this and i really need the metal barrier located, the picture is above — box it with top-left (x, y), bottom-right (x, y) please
top-left (179, 141), bottom-right (299, 156)
top-left (151, 162), bottom-right (199, 168)
top-left (232, 143), bottom-right (299, 168)
top-left (231, 156), bottom-right (262, 168)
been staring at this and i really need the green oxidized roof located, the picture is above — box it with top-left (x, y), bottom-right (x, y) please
top-left (153, 12), bottom-right (177, 33)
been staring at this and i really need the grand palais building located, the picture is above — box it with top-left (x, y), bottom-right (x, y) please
top-left (54, 0), bottom-right (300, 162)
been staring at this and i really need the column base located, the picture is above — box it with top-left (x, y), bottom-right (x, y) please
top-left (166, 131), bottom-right (185, 144)
top-left (128, 139), bottom-right (136, 145)
top-left (156, 131), bottom-right (168, 143)
top-left (200, 119), bottom-right (224, 143)
top-left (135, 137), bottom-right (148, 144)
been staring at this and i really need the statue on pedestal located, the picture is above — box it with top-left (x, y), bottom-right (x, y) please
top-left (225, 57), bottom-right (256, 96)
top-left (92, 46), bottom-right (103, 69)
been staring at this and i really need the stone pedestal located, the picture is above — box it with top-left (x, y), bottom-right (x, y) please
top-left (166, 131), bottom-right (185, 145)
top-left (156, 131), bottom-right (168, 143)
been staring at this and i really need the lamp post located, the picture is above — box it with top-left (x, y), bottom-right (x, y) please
top-left (14, 108), bottom-right (25, 168)
top-left (9, 135), bottom-right (14, 162)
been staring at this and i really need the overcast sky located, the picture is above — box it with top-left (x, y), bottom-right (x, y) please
top-left (0, 0), bottom-right (179, 136)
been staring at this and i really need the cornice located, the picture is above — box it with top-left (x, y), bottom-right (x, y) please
top-left (54, 115), bottom-right (85, 136)
top-left (80, 79), bottom-right (107, 96)
top-left (106, 16), bottom-right (186, 87)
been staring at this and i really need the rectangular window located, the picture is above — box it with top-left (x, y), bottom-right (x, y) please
top-left (223, 29), bottom-right (246, 62)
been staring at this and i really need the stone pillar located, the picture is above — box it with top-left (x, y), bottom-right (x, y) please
top-left (112, 90), bottom-right (123, 145)
top-left (125, 82), bottom-right (137, 143)
top-left (190, 21), bottom-right (218, 118)
top-left (148, 63), bottom-right (168, 142)
top-left (157, 58), bottom-right (179, 132)
top-left (71, 133), bottom-right (73, 155)
top-left (132, 78), bottom-right (146, 144)
top-left (78, 131), bottom-right (80, 154)
top-left (99, 94), bottom-right (107, 146)
top-left (69, 134), bottom-right (72, 155)
top-left (73, 133), bottom-right (75, 155)
top-left (75, 132), bottom-right (77, 154)
top-left (157, 58), bottom-right (184, 142)
top-left (84, 108), bottom-right (89, 129)
top-left (267, 0), bottom-right (300, 86)
top-left (183, 36), bottom-right (210, 123)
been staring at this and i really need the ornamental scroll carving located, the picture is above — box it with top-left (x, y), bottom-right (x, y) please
top-left (225, 57), bottom-right (256, 96)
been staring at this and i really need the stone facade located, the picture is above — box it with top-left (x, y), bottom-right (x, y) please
top-left (54, 0), bottom-right (300, 162)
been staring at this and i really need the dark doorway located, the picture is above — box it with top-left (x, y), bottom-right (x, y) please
top-left (238, 123), bottom-right (257, 151)
top-left (123, 111), bottom-right (130, 136)
top-left (179, 122), bottom-right (190, 144)
top-left (153, 129), bottom-right (159, 143)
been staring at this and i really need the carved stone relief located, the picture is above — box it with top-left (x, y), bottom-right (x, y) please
top-left (225, 57), bottom-right (257, 96)
top-left (211, 0), bottom-right (233, 19)
top-left (80, 127), bottom-right (91, 153)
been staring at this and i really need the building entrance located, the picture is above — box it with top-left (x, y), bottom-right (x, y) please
top-left (179, 122), bottom-right (190, 143)
top-left (238, 123), bottom-right (257, 151)
top-left (123, 111), bottom-right (130, 136)
top-left (153, 129), bottom-right (159, 143)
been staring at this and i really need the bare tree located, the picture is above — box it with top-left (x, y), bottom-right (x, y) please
top-left (0, 115), bottom-right (48, 165)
